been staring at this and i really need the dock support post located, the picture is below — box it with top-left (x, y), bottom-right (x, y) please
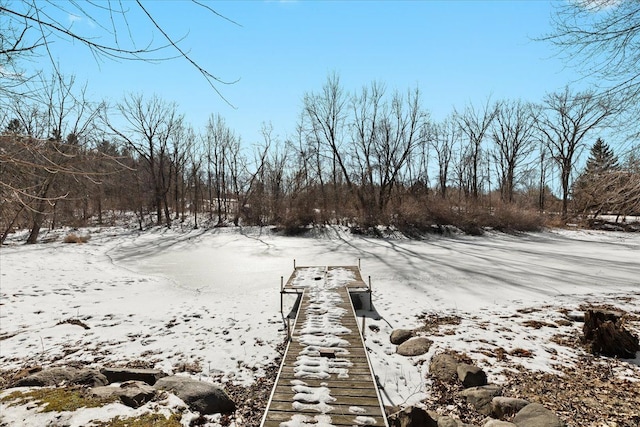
top-left (293, 259), bottom-right (296, 269)
top-left (362, 315), bottom-right (366, 339)
top-left (358, 258), bottom-right (361, 270)
top-left (287, 317), bottom-right (291, 341)
top-left (280, 276), bottom-right (284, 315)
top-left (368, 275), bottom-right (372, 308)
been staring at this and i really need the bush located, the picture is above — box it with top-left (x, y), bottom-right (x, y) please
top-left (488, 205), bottom-right (544, 233)
top-left (392, 197), bottom-right (544, 236)
top-left (63, 233), bottom-right (91, 244)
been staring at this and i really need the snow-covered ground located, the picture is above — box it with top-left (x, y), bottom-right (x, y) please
top-left (1, 226), bottom-right (639, 425)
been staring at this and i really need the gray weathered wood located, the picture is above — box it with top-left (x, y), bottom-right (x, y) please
top-left (263, 267), bottom-right (388, 427)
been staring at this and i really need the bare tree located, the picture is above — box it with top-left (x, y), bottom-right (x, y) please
top-left (430, 116), bottom-right (458, 199)
top-left (535, 87), bottom-right (617, 218)
top-left (204, 114), bottom-right (240, 225)
top-left (1, 73), bottom-right (103, 243)
top-left (491, 99), bottom-right (537, 203)
top-left (186, 137), bottom-right (204, 229)
top-left (172, 124), bottom-right (195, 222)
top-left (354, 86), bottom-right (425, 221)
top-left (106, 93), bottom-right (183, 227)
top-left (455, 98), bottom-right (498, 200)
top-left (0, 1), bottom-right (239, 102)
top-left (545, 1), bottom-right (640, 101)
top-left (262, 126), bottom-right (289, 224)
top-left (349, 82), bottom-right (385, 219)
top-left (302, 72), bottom-right (349, 217)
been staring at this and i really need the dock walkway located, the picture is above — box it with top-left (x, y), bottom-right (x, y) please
top-left (261, 266), bottom-right (388, 427)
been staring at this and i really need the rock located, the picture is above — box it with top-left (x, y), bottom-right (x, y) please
top-left (388, 406), bottom-right (438, 427)
top-left (100, 367), bottom-right (167, 386)
top-left (14, 367), bottom-right (78, 387)
top-left (71, 368), bottom-right (108, 387)
top-left (91, 385), bottom-right (121, 400)
top-left (491, 397), bottom-right (529, 418)
top-left (459, 384), bottom-right (502, 416)
top-left (437, 417), bottom-right (478, 427)
top-left (430, 353), bottom-right (459, 383)
top-left (390, 329), bottom-right (413, 345)
top-left (512, 403), bottom-right (566, 427)
top-left (118, 381), bottom-right (157, 408)
top-left (154, 376), bottom-right (235, 414)
top-left (438, 416), bottom-right (459, 427)
top-left (457, 363), bottom-right (487, 388)
top-left (484, 420), bottom-right (516, 427)
top-left (91, 381), bottom-right (156, 408)
top-left (397, 337), bottom-right (432, 356)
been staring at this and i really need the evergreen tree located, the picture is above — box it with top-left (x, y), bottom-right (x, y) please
top-left (573, 138), bottom-right (619, 217)
top-left (584, 138), bottom-right (619, 176)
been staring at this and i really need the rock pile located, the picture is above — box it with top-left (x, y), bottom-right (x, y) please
top-left (7, 366), bottom-right (235, 414)
top-left (388, 329), bottom-right (568, 427)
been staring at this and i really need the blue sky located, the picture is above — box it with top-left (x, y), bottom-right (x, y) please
top-left (39, 1), bottom-right (581, 147)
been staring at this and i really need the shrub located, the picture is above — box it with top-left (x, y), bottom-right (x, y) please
top-left (63, 233), bottom-right (91, 244)
top-left (489, 205), bottom-right (544, 233)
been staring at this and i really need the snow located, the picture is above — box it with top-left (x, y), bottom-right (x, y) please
top-left (1, 225), bottom-right (639, 426)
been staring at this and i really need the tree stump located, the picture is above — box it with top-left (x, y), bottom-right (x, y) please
top-left (583, 309), bottom-right (639, 358)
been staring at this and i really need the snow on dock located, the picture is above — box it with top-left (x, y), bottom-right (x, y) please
top-left (261, 266), bottom-right (388, 427)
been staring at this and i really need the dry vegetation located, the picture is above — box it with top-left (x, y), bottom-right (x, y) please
top-left (0, 386), bottom-right (118, 412)
top-left (421, 303), bottom-right (640, 427)
top-left (503, 359), bottom-right (640, 427)
top-left (62, 233), bottom-right (91, 244)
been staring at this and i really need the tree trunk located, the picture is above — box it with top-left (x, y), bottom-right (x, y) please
top-left (1, 205), bottom-right (25, 245)
top-left (97, 194), bottom-right (103, 225)
top-left (26, 201), bottom-right (47, 244)
top-left (583, 309), bottom-right (639, 359)
top-left (156, 190), bottom-right (163, 225)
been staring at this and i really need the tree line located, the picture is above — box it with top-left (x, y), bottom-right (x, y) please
top-left (2, 72), bottom-right (639, 243)
top-left (3, 1), bottom-right (640, 242)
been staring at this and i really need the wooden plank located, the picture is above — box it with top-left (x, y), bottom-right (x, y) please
top-left (263, 413), bottom-right (387, 423)
top-left (267, 400), bottom-right (383, 412)
top-left (263, 420), bottom-right (387, 427)
top-left (263, 413), bottom-right (386, 426)
top-left (273, 384), bottom-right (380, 397)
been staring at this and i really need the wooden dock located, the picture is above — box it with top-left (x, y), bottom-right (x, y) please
top-left (261, 266), bottom-right (388, 427)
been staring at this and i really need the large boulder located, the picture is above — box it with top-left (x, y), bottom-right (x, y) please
top-left (390, 329), bottom-right (414, 345)
top-left (397, 337), bottom-right (432, 356)
top-left (13, 367), bottom-right (106, 387)
top-left (437, 416), bottom-right (477, 426)
top-left (100, 367), bottom-right (167, 386)
top-left (119, 381), bottom-right (157, 408)
top-left (13, 367), bottom-right (77, 387)
top-left (388, 406), bottom-right (438, 427)
top-left (154, 376), bottom-right (235, 414)
top-left (457, 364), bottom-right (487, 388)
top-left (459, 384), bottom-right (502, 416)
top-left (71, 368), bottom-right (109, 387)
top-left (512, 403), bottom-right (566, 427)
top-left (484, 420), bottom-right (516, 427)
top-left (91, 380), bottom-right (156, 408)
top-left (491, 397), bottom-right (529, 419)
top-left (437, 417), bottom-right (459, 427)
top-left (430, 353), bottom-right (459, 383)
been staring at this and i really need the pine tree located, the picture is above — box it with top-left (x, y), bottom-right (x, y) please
top-left (573, 138), bottom-right (619, 217)
top-left (584, 138), bottom-right (618, 176)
